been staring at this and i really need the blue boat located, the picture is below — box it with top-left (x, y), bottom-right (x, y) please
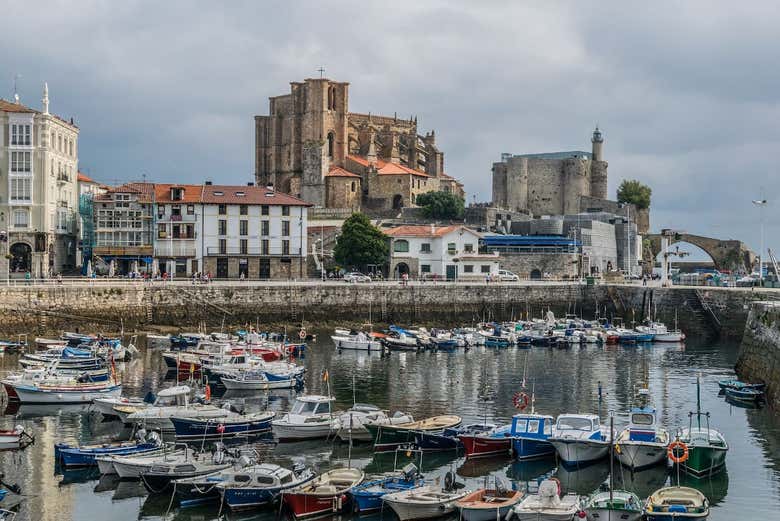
top-left (414, 423), bottom-right (494, 452)
top-left (717, 379), bottom-right (765, 392)
top-left (351, 463), bottom-right (425, 512)
top-left (724, 387), bottom-right (763, 402)
top-left (0, 489), bottom-right (6, 503)
top-left (216, 463), bottom-right (316, 511)
top-left (431, 338), bottom-right (459, 351)
top-left (55, 435), bottom-right (161, 468)
top-left (510, 413), bottom-right (555, 460)
top-left (485, 337), bottom-right (511, 348)
top-left (170, 335), bottom-right (200, 350)
top-left (170, 412), bottom-right (275, 440)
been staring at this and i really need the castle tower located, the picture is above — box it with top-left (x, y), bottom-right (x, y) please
top-left (563, 157), bottom-right (589, 214)
top-left (591, 126), bottom-right (603, 162)
top-left (589, 126), bottom-right (608, 200)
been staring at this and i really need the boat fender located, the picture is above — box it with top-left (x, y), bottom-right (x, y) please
top-left (444, 471), bottom-right (454, 491)
top-left (668, 440), bottom-right (689, 463)
top-left (204, 384), bottom-right (211, 402)
top-left (577, 510), bottom-right (587, 518)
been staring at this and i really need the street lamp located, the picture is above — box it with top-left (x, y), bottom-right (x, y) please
top-left (752, 198), bottom-right (767, 285)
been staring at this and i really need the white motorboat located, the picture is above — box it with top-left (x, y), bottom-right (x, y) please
top-left (271, 395), bottom-right (339, 441)
top-left (10, 380), bottom-right (121, 404)
top-left (0, 425), bottom-right (34, 449)
top-left (383, 485), bottom-right (471, 521)
top-left (382, 333), bottom-right (419, 351)
top-left (331, 331), bottom-right (382, 351)
top-left (548, 414), bottom-right (611, 465)
top-left (125, 385), bottom-right (234, 431)
top-left (105, 446), bottom-right (193, 479)
top-left (220, 369), bottom-right (302, 390)
top-left (583, 489), bottom-right (642, 521)
top-left (615, 407), bottom-right (669, 469)
top-left (636, 322), bottom-right (685, 342)
top-left (93, 396), bottom-right (150, 419)
top-left (336, 404), bottom-right (413, 442)
top-left (509, 479), bottom-right (581, 521)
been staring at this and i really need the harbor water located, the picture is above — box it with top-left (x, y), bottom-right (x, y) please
top-left (1, 334), bottom-right (780, 520)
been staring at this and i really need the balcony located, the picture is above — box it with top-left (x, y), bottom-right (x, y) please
top-left (206, 246), bottom-right (300, 257)
top-left (156, 213), bottom-right (197, 222)
top-left (155, 242), bottom-right (196, 257)
top-left (93, 246), bottom-right (154, 256)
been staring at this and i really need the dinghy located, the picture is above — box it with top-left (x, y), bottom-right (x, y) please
top-left (644, 486), bottom-right (709, 520)
top-left (55, 431), bottom-right (161, 468)
top-left (282, 467), bottom-right (364, 518)
top-left (383, 481), bottom-right (471, 521)
top-left (0, 426), bottom-right (34, 450)
top-left (336, 404), bottom-right (413, 442)
top-left (351, 463), bottom-right (425, 513)
top-left (456, 484), bottom-right (524, 521)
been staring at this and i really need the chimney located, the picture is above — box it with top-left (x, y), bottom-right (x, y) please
top-left (205, 180), bottom-right (213, 186)
top-left (266, 183), bottom-right (274, 192)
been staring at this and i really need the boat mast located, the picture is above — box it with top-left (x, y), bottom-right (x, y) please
top-left (609, 412), bottom-right (614, 503)
top-left (696, 374), bottom-right (702, 430)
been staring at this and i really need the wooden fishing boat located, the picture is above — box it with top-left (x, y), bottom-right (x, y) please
top-left (456, 487), bottom-right (524, 521)
top-left (644, 486), bottom-right (709, 520)
top-left (723, 387), bottom-right (763, 402)
top-left (213, 462), bottom-right (315, 510)
top-left (678, 377), bottom-right (728, 478)
top-left (383, 484), bottom-right (471, 521)
top-left (717, 379), bottom-right (765, 392)
top-left (336, 404), bottom-right (413, 442)
top-left (55, 432), bottom-right (161, 467)
top-left (170, 411), bottom-right (275, 439)
top-left (459, 425), bottom-right (513, 459)
top-left (11, 380), bottom-right (121, 404)
top-left (365, 415), bottom-right (462, 452)
top-left (282, 467), bottom-right (364, 518)
top-left (351, 463), bottom-right (425, 513)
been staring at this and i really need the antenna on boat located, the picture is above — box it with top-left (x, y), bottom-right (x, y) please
top-left (531, 381), bottom-right (536, 415)
top-left (696, 373), bottom-right (702, 431)
top-left (352, 373), bottom-right (356, 407)
top-left (609, 411), bottom-right (615, 504)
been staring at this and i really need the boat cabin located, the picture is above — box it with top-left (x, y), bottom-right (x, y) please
top-left (153, 385), bottom-right (191, 407)
top-left (290, 395), bottom-right (334, 416)
top-left (510, 414), bottom-right (554, 439)
top-left (231, 463), bottom-right (297, 487)
top-left (627, 407), bottom-right (658, 442)
top-left (555, 414), bottom-right (601, 437)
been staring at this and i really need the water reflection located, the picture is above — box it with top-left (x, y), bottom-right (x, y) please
top-left (1, 335), bottom-right (780, 520)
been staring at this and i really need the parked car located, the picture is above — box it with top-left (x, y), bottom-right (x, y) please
top-left (497, 269), bottom-right (519, 282)
top-left (344, 272), bottom-right (372, 283)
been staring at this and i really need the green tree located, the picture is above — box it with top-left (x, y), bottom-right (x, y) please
top-left (333, 213), bottom-right (389, 270)
top-left (617, 180), bottom-right (652, 209)
top-left (416, 191), bottom-right (465, 219)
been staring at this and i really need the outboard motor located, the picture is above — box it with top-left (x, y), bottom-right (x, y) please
top-left (402, 463), bottom-right (418, 481)
top-left (135, 428), bottom-right (148, 442)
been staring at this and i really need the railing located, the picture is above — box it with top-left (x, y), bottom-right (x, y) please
top-left (205, 246), bottom-right (300, 256)
top-left (93, 246), bottom-right (154, 256)
top-left (154, 243), bottom-right (197, 257)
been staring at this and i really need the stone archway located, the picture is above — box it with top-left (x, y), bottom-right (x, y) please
top-left (530, 268), bottom-right (542, 280)
top-left (395, 262), bottom-right (410, 277)
top-left (9, 242), bottom-right (32, 273)
top-left (392, 194), bottom-right (403, 210)
top-left (645, 232), bottom-right (755, 272)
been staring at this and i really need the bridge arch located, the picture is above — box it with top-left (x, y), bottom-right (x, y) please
top-left (645, 232), bottom-right (755, 272)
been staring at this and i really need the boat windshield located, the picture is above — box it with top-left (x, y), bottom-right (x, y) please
top-left (557, 417), bottom-right (594, 431)
top-left (527, 419), bottom-right (540, 434)
top-left (631, 413), bottom-right (654, 425)
top-left (291, 400), bottom-right (319, 415)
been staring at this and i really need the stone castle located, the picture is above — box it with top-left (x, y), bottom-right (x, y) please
top-left (492, 128), bottom-right (608, 216)
top-left (255, 78), bottom-right (464, 214)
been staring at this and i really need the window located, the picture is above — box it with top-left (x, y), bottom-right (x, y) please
top-left (219, 239), bottom-right (227, 255)
top-left (421, 264), bottom-right (431, 273)
top-left (10, 177), bottom-right (32, 202)
top-left (447, 242), bottom-right (457, 252)
top-left (240, 220), bottom-right (248, 236)
top-left (464, 265), bottom-right (474, 273)
top-left (261, 205), bottom-right (269, 216)
top-left (240, 239), bottom-right (248, 255)
top-left (514, 420), bottom-right (528, 433)
top-left (218, 220), bottom-right (227, 235)
top-left (327, 132), bottom-right (334, 158)
top-left (158, 223), bottom-right (167, 238)
top-left (50, 131), bottom-right (55, 148)
top-left (282, 206), bottom-right (290, 216)
top-left (261, 239), bottom-right (269, 255)
top-left (185, 224), bottom-right (194, 239)
top-left (171, 187), bottom-right (183, 201)
top-left (527, 420), bottom-right (540, 434)
top-left (11, 151), bottom-right (31, 172)
top-left (420, 243), bottom-right (431, 253)
top-left (393, 240), bottom-right (409, 253)
top-left (69, 139), bottom-right (73, 156)
top-left (480, 265), bottom-right (491, 273)
top-left (464, 243), bottom-right (474, 253)
top-left (261, 220), bottom-right (269, 236)
top-left (281, 220), bottom-right (290, 236)
top-left (218, 204), bottom-right (227, 215)
top-left (187, 204), bottom-right (195, 215)
top-left (351, 181), bottom-right (356, 192)
top-left (172, 224), bottom-right (181, 238)
top-left (240, 204), bottom-right (248, 215)
top-left (57, 208), bottom-right (68, 231)
top-left (171, 205), bottom-right (181, 216)
top-left (13, 209), bottom-right (28, 228)
top-left (282, 240), bottom-right (290, 255)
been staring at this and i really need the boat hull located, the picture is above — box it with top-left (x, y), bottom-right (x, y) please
top-left (513, 437), bottom-right (555, 460)
top-left (586, 508), bottom-right (642, 521)
top-left (283, 491), bottom-right (351, 518)
top-left (383, 491), bottom-right (468, 521)
top-left (678, 446), bottom-right (727, 478)
top-left (331, 336), bottom-right (382, 351)
top-left (616, 441), bottom-right (668, 470)
top-left (272, 421), bottom-right (337, 442)
top-left (414, 431), bottom-right (461, 452)
top-left (459, 435), bottom-right (512, 458)
top-left (171, 415), bottom-right (273, 439)
top-left (365, 424), bottom-right (416, 451)
top-left (549, 438), bottom-right (609, 465)
top-left (12, 383), bottom-right (121, 404)
top-left (56, 442), bottom-right (159, 468)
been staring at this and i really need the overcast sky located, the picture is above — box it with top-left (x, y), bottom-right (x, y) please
top-left (2, 1), bottom-right (778, 259)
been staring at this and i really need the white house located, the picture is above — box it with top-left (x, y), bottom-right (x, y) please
top-left (385, 224), bottom-right (499, 280)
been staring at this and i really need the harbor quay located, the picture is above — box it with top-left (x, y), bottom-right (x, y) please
top-left (1, 280), bottom-right (778, 339)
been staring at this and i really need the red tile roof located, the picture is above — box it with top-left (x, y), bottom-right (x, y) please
top-left (200, 185), bottom-right (312, 206)
top-left (154, 184), bottom-right (204, 203)
top-left (0, 99), bottom-right (38, 114)
top-left (347, 155), bottom-right (430, 177)
top-left (97, 182), bottom-right (155, 202)
top-left (385, 224), bottom-right (474, 238)
top-left (77, 172), bottom-right (96, 183)
top-left (325, 166), bottom-right (361, 178)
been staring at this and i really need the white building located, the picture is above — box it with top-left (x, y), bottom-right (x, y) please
top-left (385, 224), bottom-right (499, 280)
top-left (0, 86), bottom-right (80, 277)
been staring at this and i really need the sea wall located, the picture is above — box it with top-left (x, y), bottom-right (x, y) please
top-left (0, 282), bottom-right (777, 338)
top-left (735, 301), bottom-right (780, 408)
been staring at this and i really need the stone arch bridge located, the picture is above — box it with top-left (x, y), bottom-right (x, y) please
top-left (645, 233), bottom-right (756, 272)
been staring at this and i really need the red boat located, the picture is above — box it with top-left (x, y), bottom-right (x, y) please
top-left (459, 432), bottom-right (512, 458)
top-left (282, 468), bottom-right (364, 518)
top-left (2, 381), bottom-right (19, 400)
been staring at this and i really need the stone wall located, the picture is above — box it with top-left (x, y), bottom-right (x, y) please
top-left (498, 253), bottom-right (580, 280)
top-left (735, 301), bottom-right (780, 407)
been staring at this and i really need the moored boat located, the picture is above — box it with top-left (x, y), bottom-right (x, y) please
top-left (383, 483), bottom-right (471, 521)
top-left (548, 414), bottom-right (610, 465)
top-left (11, 380), bottom-right (121, 404)
top-left (644, 486), bottom-right (709, 520)
top-left (510, 413), bottom-right (555, 460)
top-left (55, 431), bottom-right (161, 468)
top-left (723, 387), bottom-right (763, 402)
top-left (366, 415), bottom-right (462, 452)
top-left (459, 425), bottom-right (513, 459)
top-left (456, 486), bottom-right (524, 521)
top-left (0, 426), bottom-right (34, 450)
top-left (170, 411), bottom-right (275, 439)
top-left (583, 489), bottom-right (642, 521)
top-left (351, 463), bottom-right (425, 513)
top-left (414, 423), bottom-right (494, 452)
top-left (282, 467), bottom-right (364, 518)
top-left (336, 404), bottom-right (413, 442)
top-left (508, 478), bottom-right (581, 521)
top-left (271, 395), bottom-right (339, 441)
top-left (614, 407), bottom-right (670, 469)
top-left (677, 376), bottom-right (728, 478)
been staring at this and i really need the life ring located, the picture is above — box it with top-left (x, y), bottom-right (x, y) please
top-left (299, 329), bottom-right (307, 340)
top-left (513, 391), bottom-right (530, 410)
top-left (668, 441), bottom-right (689, 463)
